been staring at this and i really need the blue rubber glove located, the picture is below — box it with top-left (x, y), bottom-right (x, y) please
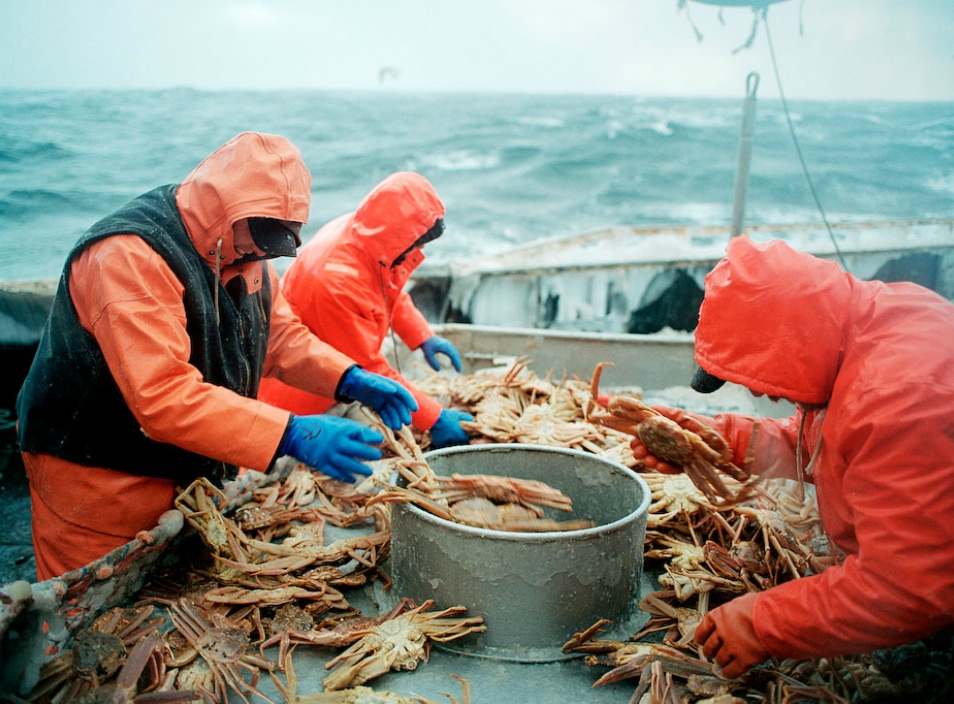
top-left (429, 408), bottom-right (474, 448)
top-left (279, 414), bottom-right (384, 483)
top-left (336, 366), bottom-right (418, 430)
top-left (420, 336), bottom-right (463, 372)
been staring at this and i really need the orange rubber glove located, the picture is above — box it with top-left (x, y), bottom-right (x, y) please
top-left (694, 592), bottom-right (770, 679)
top-left (629, 404), bottom-right (721, 474)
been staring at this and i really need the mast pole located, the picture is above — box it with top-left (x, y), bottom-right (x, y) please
top-left (731, 71), bottom-right (760, 239)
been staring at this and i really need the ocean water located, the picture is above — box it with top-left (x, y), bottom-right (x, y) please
top-left (0, 89), bottom-right (951, 282)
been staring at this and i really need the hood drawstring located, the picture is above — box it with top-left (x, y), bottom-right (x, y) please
top-left (379, 262), bottom-right (402, 376)
top-left (794, 404), bottom-right (843, 568)
top-left (793, 405), bottom-right (825, 500)
top-left (214, 238), bottom-right (223, 326)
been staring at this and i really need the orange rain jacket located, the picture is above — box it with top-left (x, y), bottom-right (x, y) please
top-left (258, 172), bottom-right (445, 431)
top-left (21, 132), bottom-right (355, 580)
top-left (696, 236), bottom-right (954, 659)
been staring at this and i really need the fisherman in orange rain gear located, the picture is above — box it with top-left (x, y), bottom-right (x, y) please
top-left (258, 171), bottom-right (473, 449)
top-left (16, 132), bottom-right (418, 581)
top-left (631, 236), bottom-right (954, 679)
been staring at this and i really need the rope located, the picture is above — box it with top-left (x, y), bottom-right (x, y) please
top-left (763, 13), bottom-right (850, 270)
top-left (214, 238), bottom-right (223, 325)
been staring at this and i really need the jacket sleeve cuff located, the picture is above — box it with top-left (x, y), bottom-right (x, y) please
top-left (273, 414), bottom-right (296, 464)
top-left (334, 364), bottom-right (360, 402)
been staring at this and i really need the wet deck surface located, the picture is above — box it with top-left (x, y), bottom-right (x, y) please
top-left (0, 449), bottom-right (35, 586)
top-left (231, 564), bottom-right (657, 704)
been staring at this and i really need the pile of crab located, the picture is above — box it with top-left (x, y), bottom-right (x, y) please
top-left (26, 462), bottom-right (485, 704)
top-left (25, 358), bottom-right (938, 704)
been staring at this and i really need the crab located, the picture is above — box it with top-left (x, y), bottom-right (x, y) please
top-left (634, 591), bottom-right (706, 649)
top-left (28, 605), bottom-right (167, 702)
top-left (274, 464), bottom-right (320, 507)
top-left (202, 580), bottom-right (350, 610)
top-left (642, 472), bottom-right (714, 527)
top-left (704, 539), bottom-right (772, 592)
top-left (233, 502), bottom-right (314, 536)
top-left (175, 478), bottom-right (254, 564)
top-left (258, 600), bottom-right (413, 671)
top-left (730, 504), bottom-right (812, 584)
top-left (433, 473), bottom-right (573, 512)
top-left (271, 647), bottom-right (471, 704)
top-left (257, 604), bottom-right (369, 670)
top-left (167, 599), bottom-right (278, 704)
top-left (645, 531), bottom-right (708, 572)
top-left (322, 600), bottom-right (486, 691)
top-left (367, 472), bottom-right (593, 532)
top-left (447, 496), bottom-right (595, 532)
top-left (71, 631), bottom-right (192, 703)
top-left (510, 402), bottom-right (605, 448)
top-left (562, 618), bottom-right (715, 686)
top-left (586, 362), bottom-right (759, 508)
top-left (220, 528), bottom-right (391, 576)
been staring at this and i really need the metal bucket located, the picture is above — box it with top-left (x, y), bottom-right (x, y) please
top-left (385, 444), bottom-right (650, 662)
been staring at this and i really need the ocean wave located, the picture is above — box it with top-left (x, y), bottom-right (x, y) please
top-left (514, 115), bottom-right (565, 128)
top-left (0, 139), bottom-right (73, 165)
top-left (924, 172), bottom-right (954, 197)
top-left (0, 90), bottom-right (950, 281)
top-left (0, 189), bottom-right (83, 219)
top-left (420, 150), bottom-right (500, 171)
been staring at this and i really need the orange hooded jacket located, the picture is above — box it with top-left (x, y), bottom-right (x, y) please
top-left (258, 171), bottom-right (445, 430)
top-left (24, 132), bottom-right (355, 580)
top-left (696, 236), bottom-right (954, 659)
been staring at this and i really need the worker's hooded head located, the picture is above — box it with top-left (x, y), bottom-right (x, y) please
top-left (350, 171), bottom-right (446, 268)
top-left (176, 132), bottom-right (311, 269)
top-left (693, 236), bottom-right (853, 406)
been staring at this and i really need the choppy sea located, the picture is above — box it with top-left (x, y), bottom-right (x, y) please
top-left (0, 89), bottom-right (952, 282)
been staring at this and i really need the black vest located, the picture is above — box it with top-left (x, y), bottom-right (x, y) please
top-left (16, 185), bottom-right (272, 485)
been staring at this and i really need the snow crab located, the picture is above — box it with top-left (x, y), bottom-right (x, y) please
top-left (367, 474), bottom-right (594, 532)
top-left (271, 646), bottom-right (471, 704)
top-left (175, 478), bottom-right (254, 564)
top-left (167, 599), bottom-right (278, 704)
top-left (321, 599), bottom-right (485, 691)
top-left (28, 605), bottom-right (168, 702)
top-left (67, 631), bottom-right (189, 703)
top-left (220, 528), bottom-right (391, 576)
top-left (562, 617), bottom-right (715, 686)
top-left (586, 362), bottom-right (759, 507)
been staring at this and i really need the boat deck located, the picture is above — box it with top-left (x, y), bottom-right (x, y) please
top-left (1, 326), bottom-right (783, 701)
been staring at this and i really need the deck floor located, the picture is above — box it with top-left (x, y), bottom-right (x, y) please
top-left (0, 452), bottom-right (35, 587)
top-left (229, 566), bottom-right (658, 704)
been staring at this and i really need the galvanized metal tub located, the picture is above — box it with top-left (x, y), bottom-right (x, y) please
top-left (385, 444), bottom-right (651, 662)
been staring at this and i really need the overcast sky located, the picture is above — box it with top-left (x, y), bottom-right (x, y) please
top-left (2, 0), bottom-right (952, 101)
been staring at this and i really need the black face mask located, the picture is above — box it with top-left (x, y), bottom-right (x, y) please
top-left (392, 218), bottom-right (445, 267)
top-left (247, 218), bottom-right (303, 259)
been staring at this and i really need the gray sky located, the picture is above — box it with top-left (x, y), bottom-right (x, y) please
top-left (2, 0), bottom-right (952, 101)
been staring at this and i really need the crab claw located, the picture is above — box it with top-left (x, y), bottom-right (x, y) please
top-left (590, 362), bottom-right (616, 406)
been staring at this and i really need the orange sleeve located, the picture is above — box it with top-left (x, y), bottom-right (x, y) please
top-left (713, 412), bottom-right (802, 482)
top-left (70, 237), bottom-right (291, 472)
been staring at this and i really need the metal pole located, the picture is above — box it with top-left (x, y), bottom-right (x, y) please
top-left (731, 71), bottom-right (759, 238)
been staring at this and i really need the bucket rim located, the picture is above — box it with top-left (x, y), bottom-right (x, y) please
top-left (391, 443), bottom-right (651, 541)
